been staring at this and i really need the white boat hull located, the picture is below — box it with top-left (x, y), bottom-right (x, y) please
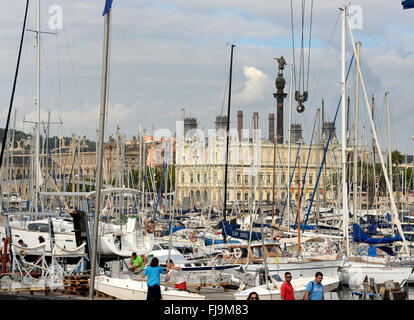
top-left (95, 275), bottom-right (207, 300)
top-left (234, 276), bottom-right (340, 300)
top-left (341, 260), bottom-right (414, 289)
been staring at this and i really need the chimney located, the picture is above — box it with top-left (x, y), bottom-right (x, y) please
top-left (215, 115), bottom-right (228, 136)
top-left (237, 110), bottom-right (243, 142)
top-left (253, 112), bottom-right (259, 140)
top-left (184, 116), bottom-right (198, 138)
top-left (269, 113), bottom-right (275, 142)
top-left (290, 123), bottom-right (303, 143)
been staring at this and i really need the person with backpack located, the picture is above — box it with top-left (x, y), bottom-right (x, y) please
top-left (304, 272), bottom-right (324, 300)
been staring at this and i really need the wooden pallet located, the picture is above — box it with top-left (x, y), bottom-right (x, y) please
top-left (62, 274), bottom-right (90, 295)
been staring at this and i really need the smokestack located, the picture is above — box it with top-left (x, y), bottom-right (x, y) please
top-left (269, 113), bottom-right (275, 142)
top-left (237, 110), bottom-right (243, 142)
top-left (253, 112), bottom-right (259, 140)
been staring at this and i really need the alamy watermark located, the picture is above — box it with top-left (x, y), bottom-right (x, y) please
top-left (48, 5), bottom-right (63, 30)
top-left (348, 5), bottom-right (363, 30)
top-left (151, 121), bottom-right (262, 176)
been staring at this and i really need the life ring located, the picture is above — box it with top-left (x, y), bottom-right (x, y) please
top-left (190, 232), bottom-right (197, 242)
top-left (233, 247), bottom-right (242, 259)
top-left (274, 235), bottom-right (282, 241)
top-left (145, 219), bottom-right (156, 233)
top-left (215, 231), bottom-right (222, 235)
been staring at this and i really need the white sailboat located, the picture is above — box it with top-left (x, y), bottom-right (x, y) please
top-left (95, 275), bottom-right (207, 300)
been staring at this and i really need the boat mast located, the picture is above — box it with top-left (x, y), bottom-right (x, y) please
top-left (340, 5), bottom-right (350, 257)
top-left (353, 42), bottom-right (361, 225)
top-left (386, 91), bottom-right (395, 237)
top-left (89, 1), bottom-right (112, 299)
top-left (297, 155), bottom-right (301, 254)
top-left (347, 14), bottom-right (410, 254)
top-left (35, 0), bottom-right (41, 213)
top-left (222, 44), bottom-right (235, 243)
top-left (287, 64), bottom-right (294, 231)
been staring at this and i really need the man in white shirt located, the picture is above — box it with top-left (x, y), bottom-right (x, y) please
top-left (166, 259), bottom-right (187, 291)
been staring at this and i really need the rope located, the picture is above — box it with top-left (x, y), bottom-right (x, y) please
top-left (0, 0), bottom-right (29, 175)
top-left (293, 111), bottom-right (318, 229)
top-left (302, 54), bottom-right (355, 232)
top-left (306, 0), bottom-right (314, 92)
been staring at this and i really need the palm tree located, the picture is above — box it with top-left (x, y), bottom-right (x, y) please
top-left (392, 150), bottom-right (404, 165)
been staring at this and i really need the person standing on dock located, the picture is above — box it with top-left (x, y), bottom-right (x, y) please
top-left (142, 257), bottom-right (168, 300)
top-left (166, 259), bottom-right (187, 291)
top-left (304, 272), bottom-right (324, 300)
top-left (281, 272), bottom-right (295, 300)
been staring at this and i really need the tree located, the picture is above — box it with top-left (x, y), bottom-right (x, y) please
top-left (392, 150), bottom-right (404, 165)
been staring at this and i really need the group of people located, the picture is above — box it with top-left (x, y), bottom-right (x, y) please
top-left (131, 252), bottom-right (326, 301)
top-left (128, 252), bottom-right (186, 300)
top-left (247, 272), bottom-right (325, 300)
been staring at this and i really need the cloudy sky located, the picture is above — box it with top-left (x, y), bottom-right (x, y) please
top-left (0, 0), bottom-right (413, 155)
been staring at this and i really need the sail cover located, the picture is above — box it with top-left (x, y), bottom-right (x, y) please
top-left (353, 224), bottom-right (402, 244)
top-left (220, 220), bottom-right (262, 241)
top-left (402, 0), bottom-right (414, 9)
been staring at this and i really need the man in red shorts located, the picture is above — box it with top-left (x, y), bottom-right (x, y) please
top-left (281, 272), bottom-right (295, 300)
top-left (166, 259), bottom-right (187, 290)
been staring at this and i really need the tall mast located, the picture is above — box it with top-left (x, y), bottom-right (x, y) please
top-left (287, 64), bottom-right (294, 231)
top-left (297, 155), bottom-right (301, 254)
top-left (222, 44), bottom-right (235, 243)
top-left (35, 0), bottom-right (41, 213)
top-left (347, 14), bottom-right (409, 254)
top-left (386, 91), bottom-right (394, 236)
top-left (315, 107), bottom-right (320, 228)
top-left (353, 42), bottom-right (361, 224)
top-left (340, 5), bottom-right (350, 257)
top-left (89, 1), bottom-right (112, 299)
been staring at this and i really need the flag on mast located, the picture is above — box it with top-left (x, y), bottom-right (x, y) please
top-left (102, 0), bottom-right (113, 16)
top-left (402, 0), bottom-right (414, 9)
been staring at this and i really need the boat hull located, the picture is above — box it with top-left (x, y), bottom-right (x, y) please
top-left (95, 276), bottom-right (207, 300)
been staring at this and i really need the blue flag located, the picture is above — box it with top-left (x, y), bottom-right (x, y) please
top-left (102, 0), bottom-right (113, 16)
top-left (402, 0), bottom-right (414, 9)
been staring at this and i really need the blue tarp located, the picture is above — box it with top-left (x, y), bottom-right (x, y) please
top-left (368, 245), bottom-right (395, 257)
top-left (353, 223), bottom-right (402, 244)
top-left (402, 0), bottom-right (414, 9)
top-left (220, 220), bottom-right (262, 241)
top-left (168, 222), bottom-right (185, 234)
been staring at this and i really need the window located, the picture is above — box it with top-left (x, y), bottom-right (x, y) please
top-left (181, 174), bottom-right (184, 184)
top-left (190, 174), bottom-right (194, 184)
top-left (204, 173), bottom-right (207, 183)
top-left (237, 173), bottom-right (241, 184)
top-left (281, 174), bottom-right (285, 184)
top-left (237, 192), bottom-right (241, 201)
top-left (267, 174), bottom-right (271, 184)
top-left (309, 174), bottom-right (313, 185)
top-left (244, 175), bottom-right (249, 185)
top-left (259, 174), bottom-right (263, 184)
top-left (197, 173), bottom-right (200, 183)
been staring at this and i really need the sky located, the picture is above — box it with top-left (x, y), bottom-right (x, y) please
top-left (0, 0), bottom-right (413, 155)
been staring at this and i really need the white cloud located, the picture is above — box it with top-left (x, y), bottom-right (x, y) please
top-left (235, 66), bottom-right (272, 105)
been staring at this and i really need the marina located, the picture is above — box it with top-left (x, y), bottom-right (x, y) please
top-left (0, 0), bottom-right (414, 304)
